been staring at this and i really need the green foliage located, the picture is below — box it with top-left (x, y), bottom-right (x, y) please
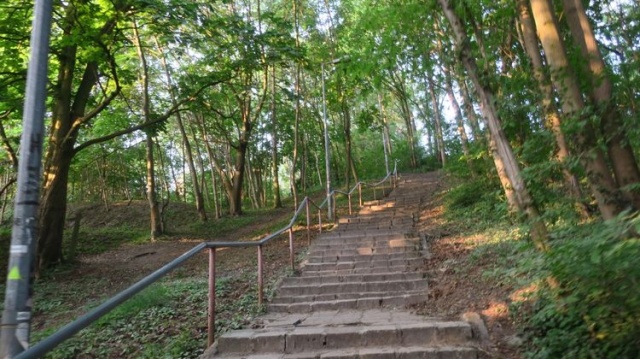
top-left (32, 278), bottom-right (209, 359)
top-left (443, 174), bottom-right (507, 226)
top-left (524, 213), bottom-right (640, 359)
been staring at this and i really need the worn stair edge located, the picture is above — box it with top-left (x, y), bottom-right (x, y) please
top-left (299, 265), bottom-right (424, 276)
top-left (269, 289), bottom-right (428, 304)
top-left (208, 345), bottom-right (478, 359)
top-left (277, 279), bottom-right (428, 296)
top-left (281, 272), bottom-right (427, 286)
top-left (213, 321), bottom-right (473, 355)
top-left (267, 292), bottom-right (427, 313)
top-left (308, 246), bottom-right (420, 257)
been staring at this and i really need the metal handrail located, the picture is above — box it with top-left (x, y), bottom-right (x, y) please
top-left (14, 169), bottom-right (398, 359)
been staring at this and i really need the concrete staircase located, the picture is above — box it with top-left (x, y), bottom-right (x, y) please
top-left (203, 174), bottom-right (479, 359)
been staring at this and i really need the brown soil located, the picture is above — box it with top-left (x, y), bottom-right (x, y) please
top-left (411, 173), bottom-right (522, 359)
top-left (31, 201), bottom-right (318, 334)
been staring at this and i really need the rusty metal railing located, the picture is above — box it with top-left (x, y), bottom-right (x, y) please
top-left (330, 161), bottom-right (398, 217)
top-left (14, 168), bottom-right (397, 359)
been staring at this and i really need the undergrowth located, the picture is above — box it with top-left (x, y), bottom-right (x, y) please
top-left (443, 170), bottom-right (640, 358)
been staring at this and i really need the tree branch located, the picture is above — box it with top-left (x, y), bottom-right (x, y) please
top-left (0, 113), bottom-right (19, 170)
top-left (73, 78), bottom-right (227, 154)
top-left (0, 177), bottom-right (17, 198)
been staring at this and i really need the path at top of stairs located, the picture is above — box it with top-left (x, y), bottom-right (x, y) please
top-left (203, 173), bottom-right (480, 359)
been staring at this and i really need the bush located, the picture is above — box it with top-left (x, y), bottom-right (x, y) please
top-left (524, 212), bottom-right (640, 359)
top-left (444, 176), bottom-right (507, 226)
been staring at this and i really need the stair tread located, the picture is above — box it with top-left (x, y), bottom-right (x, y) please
top-left (212, 345), bottom-right (478, 359)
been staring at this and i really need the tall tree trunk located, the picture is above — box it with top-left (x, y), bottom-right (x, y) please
top-left (156, 39), bottom-right (206, 221)
top-left (442, 63), bottom-right (472, 167)
top-left (271, 66), bottom-right (282, 208)
top-left (198, 115), bottom-right (227, 218)
top-left (388, 72), bottom-right (417, 168)
top-left (517, 0), bottom-right (583, 202)
top-left (457, 75), bottom-right (482, 141)
top-left (562, 0), bottom-right (640, 209)
top-left (155, 141), bottom-right (171, 233)
top-left (133, 19), bottom-right (162, 239)
top-left (230, 141), bottom-right (249, 215)
top-left (37, 4), bottom-right (121, 271)
top-left (439, 0), bottom-right (548, 249)
top-left (377, 93), bottom-right (391, 174)
top-left (529, 0), bottom-right (626, 219)
top-left (426, 76), bottom-right (447, 166)
top-left (145, 135), bottom-right (162, 239)
top-left (342, 99), bottom-right (355, 189)
top-left (290, 0), bottom-right (301, 208)
top-left (189, 122), bottom-right (209, 208)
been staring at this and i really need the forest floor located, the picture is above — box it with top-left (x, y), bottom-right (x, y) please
top-left (1, 173), bottom-right (523, 358)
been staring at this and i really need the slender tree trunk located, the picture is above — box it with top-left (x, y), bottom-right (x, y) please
top-left (378, 93), bottom-right (392, 173)
top-left (314, 150), bottom-right (323, 189)
top-left (388, 72), bottom-right (418, 168)
top-left (145, 136), bottom-right (162, 239)
top-left (562, 0), bottom-right (640, 209)
top-left (342, 99), bottom-right (356, 189)
top-left (529, 0), bottom-right (626, 219)
top-left (230, 141), bottom-right (249, 215)
top-left (301, 133), bottom-right (308, 191)
top-left (290, 0), bottom-right (301, 208)
top-left (198, 115), bottom-right (226, 218)
top-left (271, 66), bottom-right (282, 208)
top-left (246, 158), bottom-right (259, 209)
top-left (156, 38), bottom-right (206, 221)
top-left (457, 76), bottom-right (482, 141)
top-left (427, 77), bottom-right (447, 166)
top-left (155, 141), bottom-right (171, 233)
top-left (439, 0), bottom-right (548, 249)
top-left (442, 63), bottom-right (472, 167)
top-left (189, 122), bottom-right (209, 209)
top-left (133, 20), bottom-right (162, 239)
top-left (517, 0), bottom-right (583, 202)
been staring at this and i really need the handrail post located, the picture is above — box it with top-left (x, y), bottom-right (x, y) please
top-left (257, 245), bottom-right (264, 305)
top-left (288, 228), bottom-right (295, 271)
top-left (305, 200), bottom-right (311, 245)
top-left (207, 247), bottom-right (217, 347)
top-left (358, 183), bottom-right (362, 207)
top-left (318, 210), bottom-right (322, 234)
top-left (348, 193), bottom-right (352, 215)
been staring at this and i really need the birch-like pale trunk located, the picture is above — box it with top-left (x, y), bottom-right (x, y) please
top-left (438, 0), bottom-right (548, 249)
top-left (529, 0), bottom-right (626, 219)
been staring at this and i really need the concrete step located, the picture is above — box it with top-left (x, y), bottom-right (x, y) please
top-left (270, 288), bottom-right (428, 304)
top-left (277, 278), bottom-right (428, 297)
top-left (301, 257), bottom-right (425, 272)
top-left (337, 216), bottom-right (414, 225)
top-left (267, 292), bottom-right (427, 312)
top-left (211, 346), bottom-right (477, 359)
top-left (318, 230), bottom-right (416, 239)
top-left (308, 245), bottom-right (419, 257)
top-left (312, 238), bottom-right (420, 250)
top-left (299, 264), bottom-right (423, 277)
top-left (306, 251), bottom-right (422, 264)
top-left (213, 321), bottom-right (474, 355)
top-left (334, 223), bottom-right (414, 231)
top-left (281, 272), bottom-right (426, 286)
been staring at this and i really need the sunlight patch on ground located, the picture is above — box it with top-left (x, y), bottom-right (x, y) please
top-left (481, 300), bottom-right (510, 321)
top-left (510, 282), bottom-right (540, 303)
